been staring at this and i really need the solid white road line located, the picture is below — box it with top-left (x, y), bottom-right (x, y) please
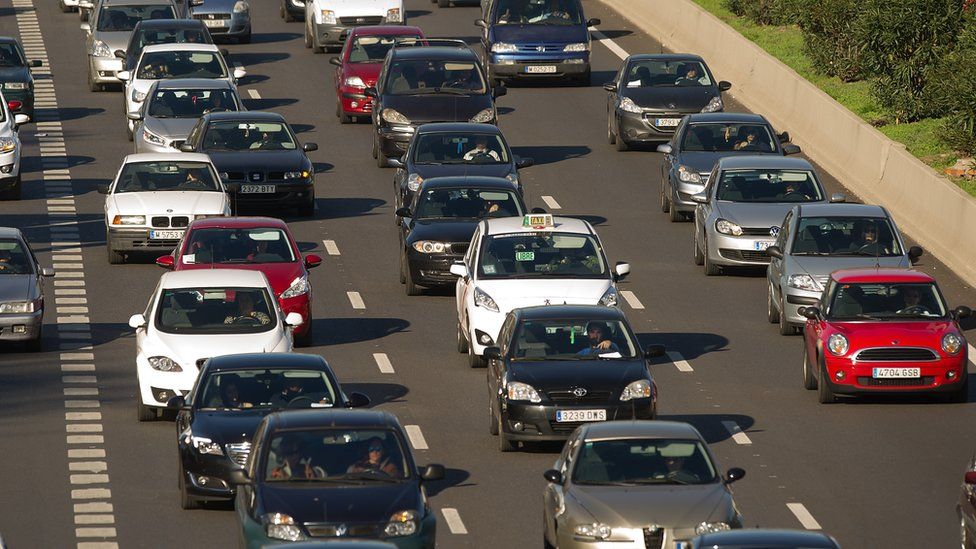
top-left (619, 290), bottom-right (644, 310)
top-left (347, 291), bottom-right (365, 309)
top-left (589, 27), bottom-right (629, 61)
top-left (721, 420), bottom-right (752, 444)
top-left (404, 425), bottom-right (428, 450)
top-left (666, 351), bottom-right (694, 372)
top-left (787, 502), bottom-right (822, 530)
top-left (247, 89), bottom-right (260, 99)
top-left (541, 195), bottom-right (561, 210)
top-left (441, 508), bottom-right (468, 534)
top-left (323, 239), bottom-right (340, 255)
top-left (969, 344), bottom-right (975, 368)
top-left (373, 353), bottom-right (395, 374)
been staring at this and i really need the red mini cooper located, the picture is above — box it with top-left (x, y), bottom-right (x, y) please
top-left (800, 268), bottom-right (971, 403)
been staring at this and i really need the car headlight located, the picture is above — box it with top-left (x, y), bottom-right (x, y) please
top-left (412, 240), bottom-right (450, 254)
top-left (182, 431), bottom-right (223, 455)
top-left (715, 218), bottom-right (743, 236)
top-left (131, 88), bottom-right (146, 103)
top-left (112, 215), bottom-right (146, 225)
top-left (406, 173), bottom-right (423, 192)
top-left (563, 42), bottom-right (589, 52)
top-left (491, 42), bottom-right (518, 53)
top-left (384, 510), bottom-right (417, 537)
top-left (598, 286), bottom-right (618, 307)
top-left (474, 287), bottom-right (499, 312)
top-left (142, 127), bottom-right (166, 146)
top-left (233, 0), bottom-right (248, 12)
top-left (827, 333), bottom-right (849, 356)
top-left (91, 39), bottom-right (112, 57)
top-left (620, 379), bottom-right (652, 401)
top-left (574, 523), bottom-right (612, 541)
top-left (618, 96), bottom-right (642, 114)
top-left (469, 108), bottom-right (494, 124)
top-left (280, 274), bottom-right (309, 299)
top-left (283, 170), bottom-right (310, 180)
top-left (343, 76), bottom-right (366, 88)
top-left (194, 214), bottom-right (225, 220)
top-left (507, 381), bottom-right (541, 403)
top-left (701, 95), bottom-right (724, 113)
top-left (148, 356), bottom-right (183, 372)
top-left (385, 7), bottom-right (401, 22)
top-left (677, 165), bottom-right (702, 184)
top-left (0, 138), bottom-right (16, 153)
top-left (695, 522), bottom-right (731, 535)
top-left (382, 108), bottom-right (410, 124)
top-left (943, 333), bottom-right (964, 355)
top-left (320, 9), bottom-right (336, 24)
top-left (0, 301), bottom-right (35, 314)
top-left (262, 513), bottom-right (305, 542)
top-left (4, 82), bottom-right (27, 90)
top-left (788, 274), bottom-right (820, 292)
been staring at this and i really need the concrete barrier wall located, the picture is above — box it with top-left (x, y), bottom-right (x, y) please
top-left (597, 0), bottom-right (976, 286)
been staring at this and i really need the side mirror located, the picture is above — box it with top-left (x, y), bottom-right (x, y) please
top-left (30, 59), bottom-right (42, 67)
top-left (492, 85), bottom-right (507, 98)
top-left (155, 255), bottom-right (175, 269)
top-left (656, 143), bottom-right (673, 155)
top-left (449, 263), bottom-right (468, 278)
top-left (602, 82), bottom-right (617, 92)
top-left (166, 395), bottom-right (186, 409)
top-left (543, 469), bottom-right (563, 484)
top-left (718, 80), bottom-right (732, 92)
top-left (613, 261), bottom-right (631, 280)
top-left (128, 313), bottom-right (147, 329)
top-left (180, 143), bottom-right (195, 152)
top-left (782, 144), bottom-right (801, 155)
top-left (233, 68), bottom-right (247, 80)
top-left (644, 344), bottom-right (666, 359)
top-left (80, 22), bottom-right (91, 32)
top-left (420, 463), bottom-right (445, 481)
top-left (303, 254), bottom-right (322, 269)
top-left (364, 87), bottom-right (378, 98)
top-left (483, 346), bottom-right (501, 360)
top-left (13, 114), bottom-right (28, 127)
top-left (302, 142), bottom-right (318, 152)
top-left (328, 56), bottom-right (342, 67)
top-left (113, 50), bottom-right (125, 59)
top-left (475, 18), bottom-right (487, 28)
top-left (725, 467), bottom-right (745, 484)
top-left (395, 207), bottom-right (411, 218)
top-left (345, 391), bottom-right (370, 408)
top-left (586, 17), bottom-right (601, 26)
top-left (530, 207), bottom-right (547, 214)
top-left (96, 183), bottom-right (110, 194)
top-left (40, 267), bottom-right (55, 277)
top-left (766, 245), bottom-right (783, 260)
top-left (116, 70), bottom-right (130, 82)
top-left (778, 131), bottom-right (791, 143)
top-left (690, 193), bottom-right (708, 204)
top-left (908, 245), bottom-right (924, 263)
top-left (829, 193), bottom-right (846, 203)
top-left (387, 157), bottom-right (404, 169)
top-left (515, 157), bottom-right (534, 169)
top-left (801, 306), bottom-right (820, 320)
top-left (285, 312), bottom-right (304, 327)
top-left (227, 468), bottom-right (251, 485)
top-left (953, 305), bottom-right (972, 320)
top-left (126, 112), bottom-right (142, 121)
top-left (190, 0), bottom-right (204, 6)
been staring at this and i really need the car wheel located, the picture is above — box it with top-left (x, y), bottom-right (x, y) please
top-left (702, 237), bottom-right (720, 276)
top-left (80, 7), bottom-right (88, 21)
top-left (371, 131), bottom-right (379, 159)
top-left (337, 101), bottom-right (351, 124)
top-left (126, 124), bottom-right (133, 142)
top-left (817, 357), bottom-right (835, 404)
top-left (962, 516), bottom-right (974, 549)
top-left (137, 401), bottom-right (157, 421)
top-left (778, 297), bottom-right (796, 335)
top-left (767, 285), bottom-right (779, 323)
top-left (398, 250), bottom-right (407, 284)
top-left (693, 229), bottom-right (704, 266)
top-left (438, 0), bottom-right (450, 6)
top-left (106, 234), bottom-right (124, 264)
top-left (575, 69), bottom-right (591, 87)
top-left (87, 68), bottom-right (101, 92)
top-left (497, 413), bottom-right (514, 452)
top-left (304, 19), bottom-right (312, 47)
top-left (283, 3), bottom-right (295, 22)
top-left (607, 110), bottom-right (616, 144)
top-left (376, 137), bottom-right (388, 168)
top-left (468, 339), bottom-right (486, 368)
top-left (950, 373), bottom-right (969, 404)
top-left (668, 196), bottom-right (684, 222)
top-left (660, 180), bottom-right (670, 213)
top-left (457, 321), bottom-right (468, 353)
top-left (404, 255), bottom-right (421, 296)
top-left (488, 397), bottom-right (498, 435)
top-left (615, 127), bottom-right (628, 151)
top-left (179, 468), bottom-right (199, 510)
top-left (802, 346), bottom-right (817, 390)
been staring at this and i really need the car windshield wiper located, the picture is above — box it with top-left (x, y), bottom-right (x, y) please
top-left (275, 477), bottom-right (366, 484)
top-left (338, 472), bottom-right (401, 483)
top-left (790, 251), bottom-right (830, 256)
top-left (628, 477), bottom-right (693, 485)
top-left (829, 250), bottom-right (879, 256)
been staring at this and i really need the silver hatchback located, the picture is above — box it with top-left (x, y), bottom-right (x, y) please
top-left (131, 78), bottom-right (243, 153)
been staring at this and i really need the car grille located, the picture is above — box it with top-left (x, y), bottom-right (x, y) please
top-left (338, 15), bottom-right (383, 26)
top-left (740, 226), bottom-right (778, 236)
top-left (719, 249), bottom-right (770, 263)
top-left (855, 347), bottom-right (938, 362)
top-left (225, 442), bottom-right (251, 466)
top-left (125, 238), bottom-right (181, 249)
top-left (857, 376), bottom-right (935, 387)
top-left (643, 527), bottom-right (665, 549)
top-left (449, 242), bottom-right (469, 254)
top-left (516, 43), bottom-right (562, 52)
top-left (306, 522), bottom-right (382, 538)
top-left (548, 421), bottom-right (586, 436)
top-left (547, 389), bottom-right (613, 404)
top-left (194, 12), bottom-right (230, 19)
top-left (150, 216), bottom-right (190, 228)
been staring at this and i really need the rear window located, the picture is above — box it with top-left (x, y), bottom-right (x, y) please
top-left (97, 4), bottom-right (175, 32)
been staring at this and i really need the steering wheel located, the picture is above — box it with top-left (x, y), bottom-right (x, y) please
top-left (178, 179), bottom-right (208, 190)
top-left (897, 305), bottom-right (930, 315)
top-left (285, 396), bottom-right (315, 409)
top-left (233, 316), bottom-right (261, 325)
top-left (783, 191), bottom-right (808, 201)
top-left (358, 465), bottom-right (393, 478)
top-left (203, 107), bottom-right (229, 115)
top-left (468, 151), bottom-right (493, 163)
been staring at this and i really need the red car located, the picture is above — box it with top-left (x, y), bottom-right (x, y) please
top-left (800, 268), bottom-right (971, 403)
top-left (154, 217), bottom-right (322, 346)
top-left (328, 25), bottom-right (424, 124)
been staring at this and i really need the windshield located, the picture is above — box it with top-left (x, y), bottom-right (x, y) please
top-left (182, 227), bottom-right (296, 264)
top-left (115, 161), bottom-right (220, 192)
top-left (0, 43), bottom-right (26, 67)
top-left (681, 123), bottom-right (776, 152)
top-left (414, 133), bottom-right (509, 165)
top-left (415, 188), bottom-right (523, 220)
top-left (512, 319), bottom-right (637, 360)
top-left (386, 60), bottom-right (486, 95)
top-left (264, 429), bottom-right (410, 482)
top-left (624, 59), bottom-right (712, 88)
top-left (715, 169), bottom-right (823, 203)
top-left (202, 121), bottom-right (297, 151)
top-left (827, 282), bottom-right (947, 320)
top-left (155, 287), bottom-right (275, 334)
top-left (478, 232), bottom-right (607, 279)
top-left (137, 50), bottom-right (225, 80)
top-left (572, 438), bottom-right (717, 485)
top-left (349, 34), bottom-right (422, 63)
top-left (135, 27), bottom-right (208, 51)
top-left (791, 216), bottom-right (902, 257)
top-left (96, 5), bottom-right (174, 32)
top-left (0, 239), bottom-right (33, 275)
top-left (494, 0), bottom-right (583, 25)
top-left (148, 88), bottom-right (238, 118)
top-left (197, 369), bottom-right (336, 411)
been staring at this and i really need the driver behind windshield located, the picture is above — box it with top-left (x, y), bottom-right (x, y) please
top-left (223, 292), bottom-right (271, 326)
top-left (576, 321), bottom-right (620, 356)
top-left (346, 437), bottom-right (402, 477)
top-left (463, 136), bottom-right (500, 161)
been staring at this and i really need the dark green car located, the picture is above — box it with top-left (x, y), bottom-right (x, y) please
top-left (0, 37), bottom-right (41, 122)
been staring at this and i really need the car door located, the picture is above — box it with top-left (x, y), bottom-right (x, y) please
top-left (662, 119), bottom-right (684, 195)
top-left (456, 227), bottom-right (481, 326)
top-left (545, 432), bottom-right (581, 540)
top-left (695, 170), bottom-right (716, 245)
top-left (333, 33), bottom-right (351, 95)
top-left (488, 313), bottom-right (515, 404)
top-left (768, 209), bottom-right (793, 301)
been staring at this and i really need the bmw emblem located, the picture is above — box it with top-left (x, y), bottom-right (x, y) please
top-left (769, 226), bottom-right (781, 237)
top-left (335, 524), bottom-right (348, 537)
top-left (573, 387), bottom-right (587, 398)
top-left (166, 208), bottom-right (173, 213)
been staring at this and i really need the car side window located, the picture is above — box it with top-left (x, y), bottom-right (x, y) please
top-left (465, 227), bottom-right (480, 271)
top-left (144, 282), bottom-right (160, 320)
top-left (499, 314), bottom-right (516, 355)
top-left (186, 120), bottom-right (203, 148)
top-left (776, 211), bottom-right (793, 248)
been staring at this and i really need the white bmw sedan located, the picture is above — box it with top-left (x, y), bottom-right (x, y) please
top-left (129, 269), bottom-right (302, 421)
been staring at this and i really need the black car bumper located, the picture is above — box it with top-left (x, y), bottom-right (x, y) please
top-left (488, 55), bottom-right (589, 82)
top-left (378, 126), bottom-right (415, 158)
top-left (500, 398), bottom-right (655, 441)
top-left (180, 447), bottom-right (244, 501)
top-left (617, 109), bottom-right (689, 142)
top-left (107, 227), bottom-right (182, 253)
top-left (224, 181), bottom-right (315, 210)
top-left (405, 249), bottom-right (463, 287)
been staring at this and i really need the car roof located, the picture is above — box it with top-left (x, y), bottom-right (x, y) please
top-left (188, 216), bottom-right (289, 230)
top-left (581, 420), bottom-right (704, 440)
top-left (267, 409), bottom-right (400, 431)
top-left (153, 78), bottom-right (235, 89)
top-left (0, 36), bottom-right (20, 45)
top-left (103, 0), bottom-right (174, 5)
top-left (685, 112), bottom-right (769, 124)
top-left (0, 227), bottom-right (25, 239)
top-left (142, 43), bottom-right (220, 53)
top-left (350, 25), bottom-right (423, 36)
top-left (626, 53), bottom-right (705, 63)
top-left (206, 353), bottom-right (328, 371)
top-left (160, 268), bottom-right (269, 288)
top-left (483, 216), bottom-right (593, 236)
top-left (515, 305), bottom-right (627, 321)
top-left (420, 176), bottom-right (518, 190)
top-left (718, 155), bottom-right (812, 170)
top-left (696, 529), bottom-right (838, 547)
top-left (391, 46), bottom-right (477, 61)
top-left (123, 152), bottom-right (212, 163)
top-left (135, 19), bottom-right (205, 29)
top-left (831, 268), bottom-right (933, 284)
top-left (796, 202), bottom-right (887, 217)
top-left (203, 111), bottom-right (285, 122)
top-left (417, 122), bottom-right (503, 134)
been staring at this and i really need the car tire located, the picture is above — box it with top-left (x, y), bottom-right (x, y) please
top-left (615, 131), bottom-right (628, 151)
top-left (702, 237), bottom-right (720, 276)
top-left (961, 516), bottom-right (975, 549)
top-left (950, 374), bottom-right (969, 404)
top-left (80, 7), bottom-right (88, 21)
top-left (575, 69), bottom-right (591, 87)
top-left (137, 401), bottom-right (157, 421)
top-left (283, 3), bottom-right (295, 22)
top-left (817, 358), bottom-right (835, 404)
top-left (126, 124), bottom-right (133, 142)
top-left (607, 110), bottom-right (616, 145)
top-left (802, 347), bottom-right (817, 390)
top-left (337, 101), bottom-right (351, 124)
top-left (404, 255), bottom-right (421, 296)
top-left (398, 250), bottom-right (407, 284)
top-left (497, 413), bottom-right (514, 452)
top-left (304, 19), bottom-right (312, 47)
top-left (376, 137), bottom-right (388, 168)
top-left (87, 69), bottom-right (101, 92)
top-left (693, 230), bottom-right (704, 266)
top-left (544, 534), bottom-right (555, 549)
top-left (668, 199), bottom-right (684, 222)
top-left (438, 0), bottom-right (450, 6)
top-left (778, 297), bottom-right (796, 335)
top-left (660, 180), bottom-right (670, 213)
top-left (488, 398), bottom-right (498, 435)
top-left (371, 132), bottom-right (379, 159)
top-left (106, 235), bottom-right (124, 265)
top-left (179, 468), bottom-right (199, 510)
top-left (767, 285), bottom-right (779, 323)
top-left (457, 321), bottom-right (468, 353)
top-left (468, 340), bottom-right (486, 368)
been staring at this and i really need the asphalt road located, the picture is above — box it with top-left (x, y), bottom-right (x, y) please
top-left (0, 0), bottom-right (974, 547)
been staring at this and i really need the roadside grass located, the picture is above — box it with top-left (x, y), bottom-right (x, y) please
top-left (692, 0), bottom-right (975, 197)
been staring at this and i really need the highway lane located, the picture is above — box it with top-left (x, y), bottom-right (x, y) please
top-left (0, 0), bottom-right (974, 547)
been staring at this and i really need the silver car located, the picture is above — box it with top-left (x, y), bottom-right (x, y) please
top-left (132, 78), bottom-right (243, 153)
top-left (692, 156), bottom-right (844, 276)
top-left (0, 227), bottom-right (54, 351)
top-left (766, 202), bottom-right (922, 334)
top-left (543, 421), bottom-right (745, 549)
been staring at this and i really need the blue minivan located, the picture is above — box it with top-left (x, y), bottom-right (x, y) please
top-left (477, 0), bottom-right (599, 85)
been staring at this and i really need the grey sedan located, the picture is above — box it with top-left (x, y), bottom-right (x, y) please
top-left (190, 0), bottom-right (251, 44)
top-left (543, 421), bottom-right (744, 549)
top-left (692, 156), bottom-right (844, 276)
top-left (766, 203), bottom-right (922, 334)
top-left (0, 227), bottom-right (54, 351)
top-left (82, 0), bottom-right (178, 91)
top-left (132, 79), bottom-right (243, 153)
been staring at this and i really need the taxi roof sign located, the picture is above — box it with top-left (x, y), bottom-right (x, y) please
top-left (523, 213), bottom-right (555, 230)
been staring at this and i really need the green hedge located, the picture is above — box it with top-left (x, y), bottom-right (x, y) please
top-left (932, 11), bottom-right (976, 155)
top-left (721, 0), bottom-right (803, 25)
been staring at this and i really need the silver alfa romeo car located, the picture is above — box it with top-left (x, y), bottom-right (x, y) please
top-left (0, 227), bottom-right (54, 351)
top-left (542, 421), bottom-right (745, 549)
top-left (131, 78), bottom-right (243, 153)
top-left (692, 156), bottom-right (844, 276)
top-left (766, 202), bottom-right (922, 334)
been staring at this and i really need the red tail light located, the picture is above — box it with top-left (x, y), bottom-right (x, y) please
top-left (7, 100), bottom-right (22, 111)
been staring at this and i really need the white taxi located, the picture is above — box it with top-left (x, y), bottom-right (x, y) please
top-left (451, 214), bottom-right (630, 367)
top-left (129, 269), bottom-right (302, 421)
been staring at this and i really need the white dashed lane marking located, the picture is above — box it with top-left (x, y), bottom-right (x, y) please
top-left (541, 195), bottom-right (561, 210)
top-left (247, 89), bottom-right (261, 99)
top-left (721, 420), bottom-right (752, 445)
top-left (589, 27), bottom-right (629, 60)
top-left (404, 425), bottom-right (429, 450)
top-left (619, 290), bottom-right (644, 310)
top-left (666, 351), bottom-right (694, 372)
top-left (373, 353), bottom-right (395, 374)
top-left (968, 344), bottom-right (975, 369)
top-left (347, 291), bottom-right (365, 309)
top-left (322, 239), bottom-right (340, 255)
top-left (441, 508), bottom-right (468, 534)
top-left (787, 503), bottom-right (822, 530)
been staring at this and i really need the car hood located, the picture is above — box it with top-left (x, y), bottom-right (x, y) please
top-left (329, 0), bottom-right (400, 16)
top-left (208, 151), bottom-right (309, 172)
top-left (151, 331), bottom-right (286, 367)
top-left (191, 0), bottom-right (237, 13)
top-left (177, 262), bottom-right (304, 296)
top-left (477, 279), bottom-right (611, 312)
top-left (92, 31), bottom-right (132, 51)
top-left (0, 66), bottom-right (30, 84)
top-left (257, 482), bottom-right (421, 524)
top-left (143, 116), bottom-right (198, 140)
top-left (713, 201), bottom-right (800, 229)
top-left (790, 255), bottom-right (909, 278)
top-left (491, 23), bottom-right (588, 45)
top-left (830, 320), bottom-right (957, 344)
top-left (570, 482), bottom-right (733, 527)
top-left (344, 63), bottom-right (382, 87)
top-left (110, 191), bottom-right (228, 215)
top-left (191, 409), bottom-right (270, 445)
top-left (408, 219), bottom-right (479, 244)
top-left (675, 150), bottom-right (777, 174)
top-left (0, 275), bottom-right (32, 303)
top-left (412, 163), bottom-right (512, 179)
top-left (382, 94), bottom-right (493, 125)
top-left (509, 358), bottom-right (646, 391)
top-left (622, 86), bottom-right (718, 111)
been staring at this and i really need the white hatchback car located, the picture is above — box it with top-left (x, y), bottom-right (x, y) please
top-left (130, 269), bottom-right (302, 421)
top-left (451, 214), bottom-right (630, 367)
top-left (0, 91), bottom-right (29, 200)
top-left (101, 152), bottom-right (230, 263)
top-left (118, 43), bottom-right (245, 139)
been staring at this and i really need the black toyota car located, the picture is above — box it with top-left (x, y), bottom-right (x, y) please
top-left (396, 176), bottom-right (526, 295)
top-left (170, 353), bottom-right (369, 509)
top-left (484, 305), bottom-right (665, 452)
top-left (389, 122), bottom-right (532, 218)
top-left (181, 111), bottom-right (318, 216)
top-left (367, 41), bottom-right (506, 168)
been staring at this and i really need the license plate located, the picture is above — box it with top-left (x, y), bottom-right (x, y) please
top-left (525, 65), bottom-right (557, 74)
top-left (240, 184), bottom-right (275, 194)
top-left (149, 230), bottom-right (184, 240)
top-left (754, 240), bottom-right (773, 251)
top-left (555, 409), bottom-right (606, 423)
top-left (655, 118), bottom-right (681, 127)
top-left (202, 19), bottom-right (226, 27)
top-left (872, 367), bottom-right (920, 378)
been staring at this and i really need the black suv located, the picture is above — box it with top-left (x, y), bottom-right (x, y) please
top-left (366, 40), bottom-right (506, 168)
